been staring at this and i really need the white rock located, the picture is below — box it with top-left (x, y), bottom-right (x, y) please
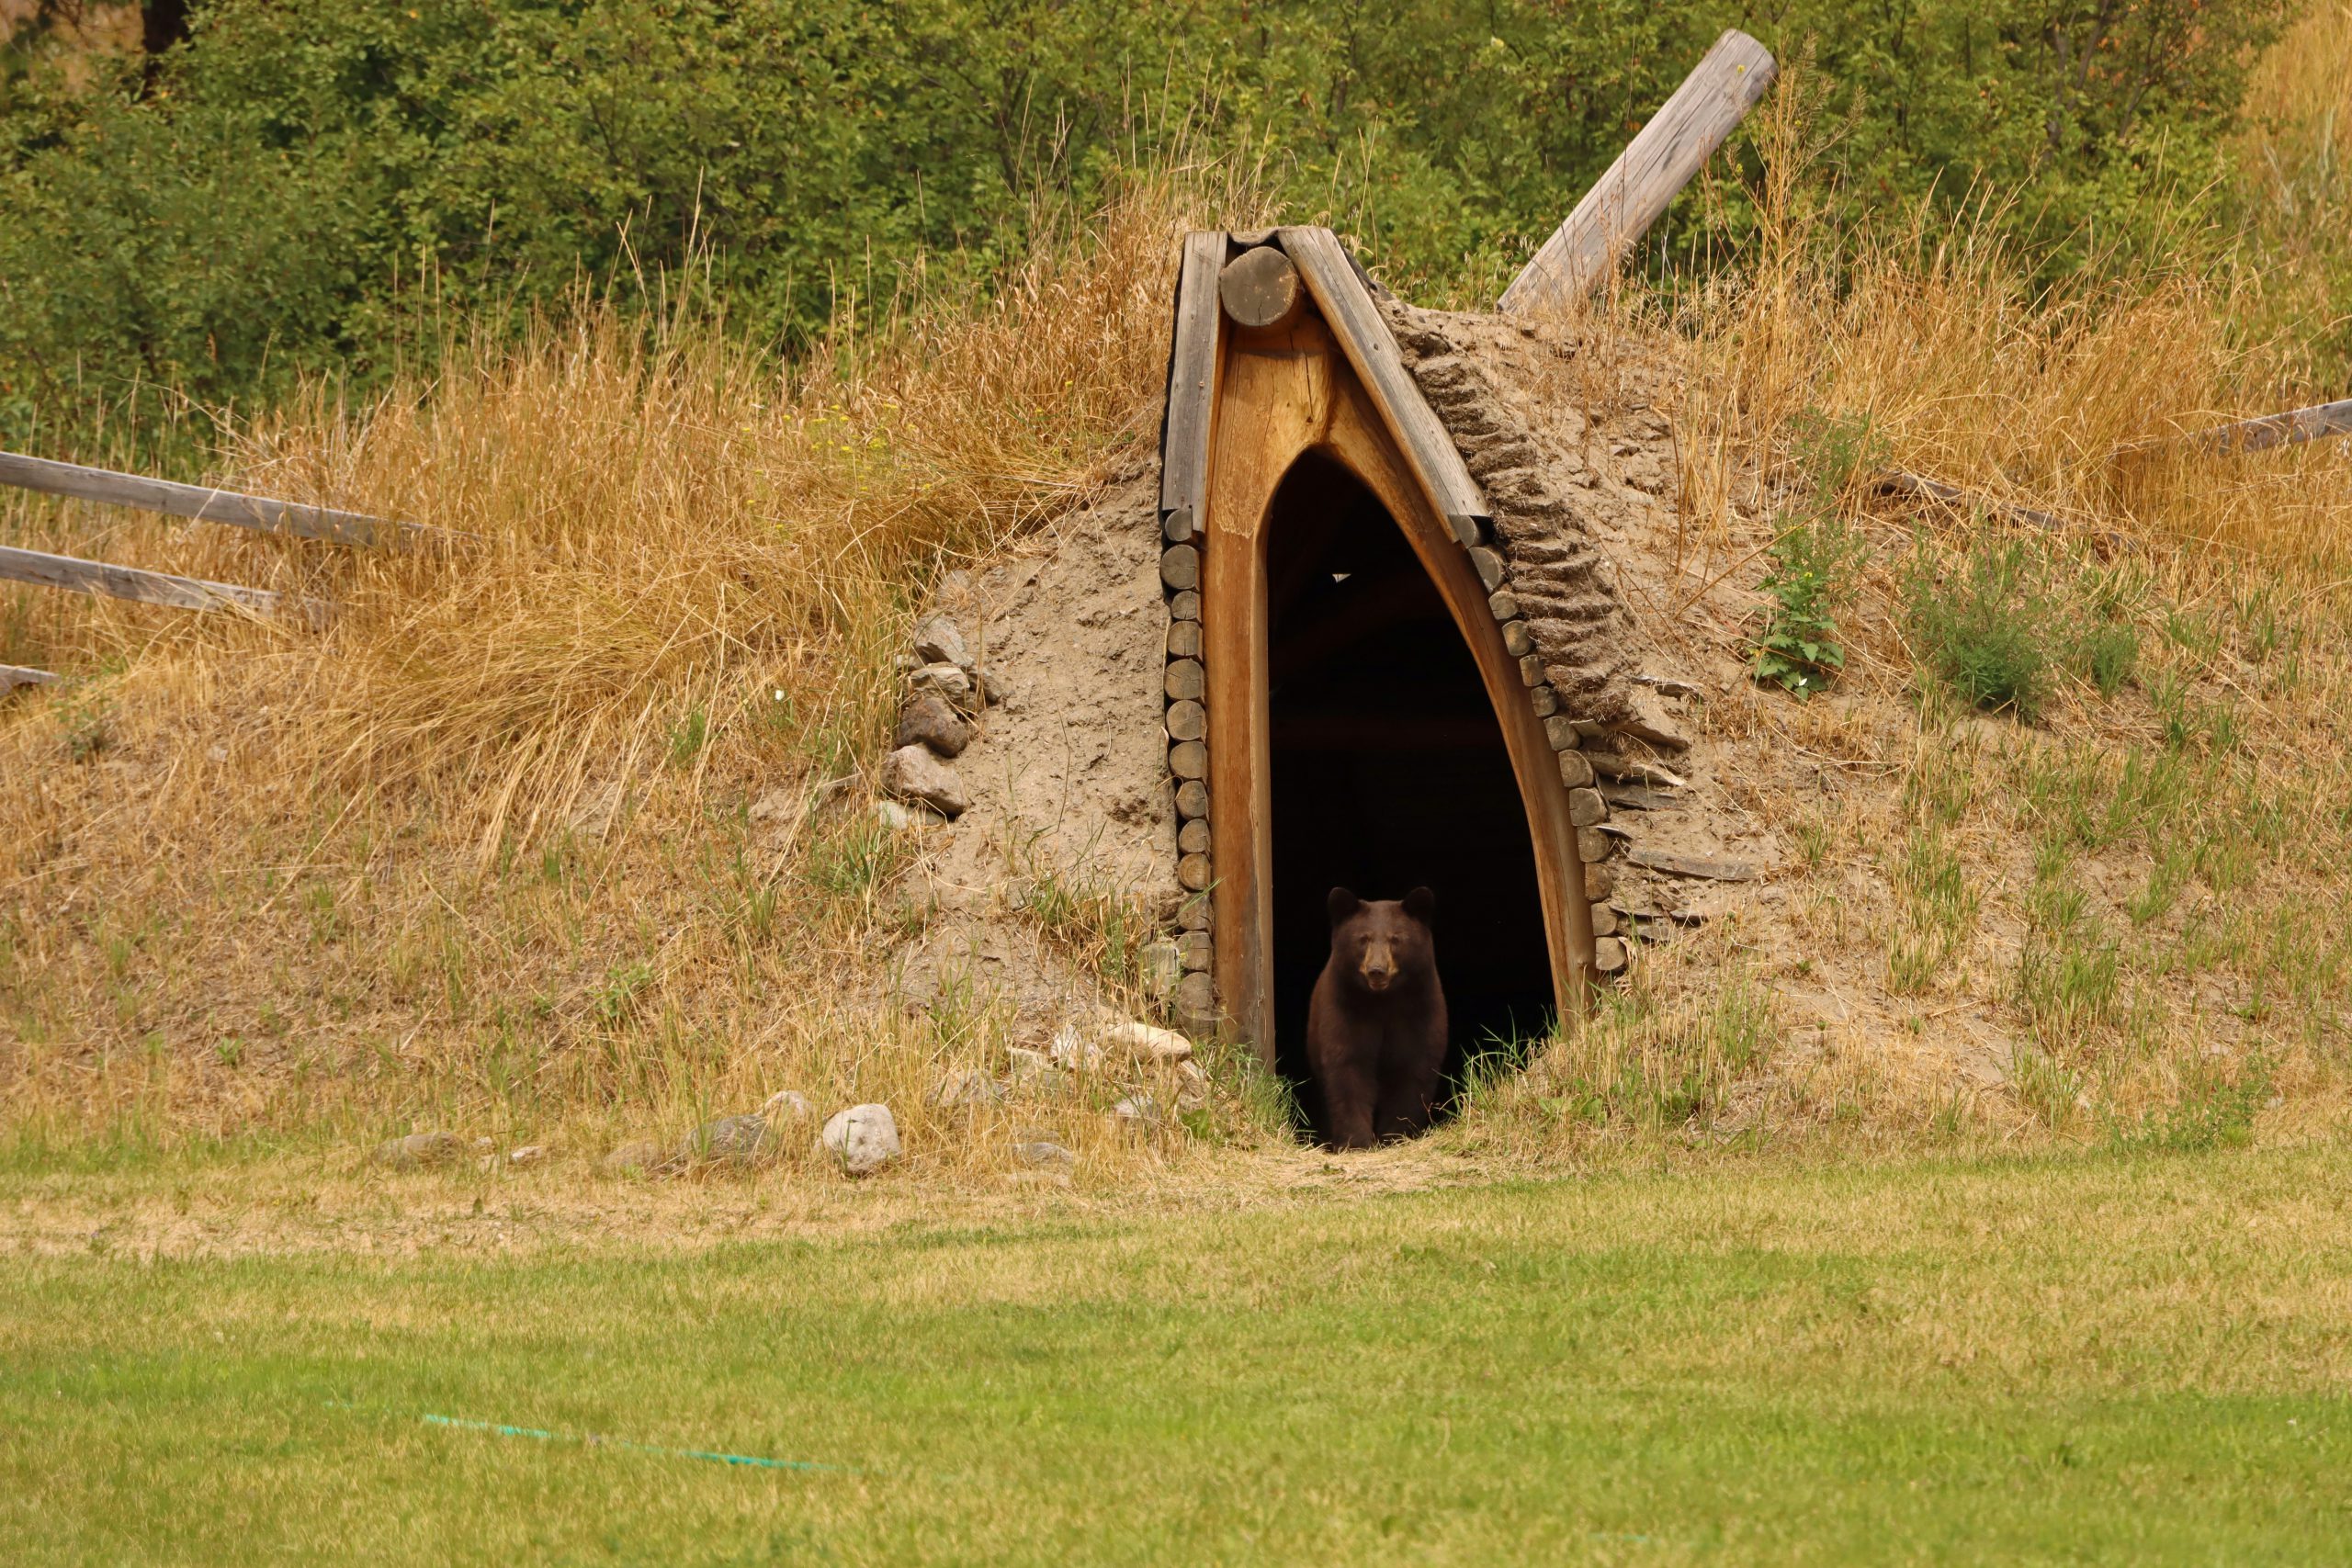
top-left (1111, 1095), bottom-right (1165, 1128)
top-left (820, 1103), bottom-right (901, 1176)
top-left (1014, 1139), bottom-right (1075, 1168)
top-left (926, 1070), bottom-right (1006, 1109)
top-left (506, 1145), bottom-right (548, 1166)
top-left (1174, 1059), bottom-right (1210, 1111)
top-left (1101, 1018), bottom-right (1193, 1063)
top-left (1048, 1024), bottom-right (1104, 1072)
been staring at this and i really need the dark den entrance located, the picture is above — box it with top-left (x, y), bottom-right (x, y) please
top-left (1263, 450), bottom-right (1555, 1137)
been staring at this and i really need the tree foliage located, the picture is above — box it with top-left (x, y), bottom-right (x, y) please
top-left (0, 0), bottom-right (2292, 459)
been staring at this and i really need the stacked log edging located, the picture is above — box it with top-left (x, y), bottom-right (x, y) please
top-left (1160, 510), bottom-right (1216, 1029)
top-left (1385, 308), bottom-right (1649, 978)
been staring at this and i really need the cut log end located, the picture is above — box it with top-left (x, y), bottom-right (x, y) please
top-left (1218, 245), bottom-right (1306, 332)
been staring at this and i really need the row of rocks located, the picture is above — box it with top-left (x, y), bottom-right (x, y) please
top-left (880, 613), bottom-right (992, 822)
top-left (604, 1092), bottom-right (902, 1178)
top-left (371, 1131), bottom-right (547, 1170)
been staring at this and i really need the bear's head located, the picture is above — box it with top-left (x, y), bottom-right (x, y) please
top-left (1325, 886), bottom-right (1437, 996)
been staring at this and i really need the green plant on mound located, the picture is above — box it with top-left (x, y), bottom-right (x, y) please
top-left (1908, 536), bottom-right (2054, 718)
top-left (1752, 412), bottom-right (1875, 698)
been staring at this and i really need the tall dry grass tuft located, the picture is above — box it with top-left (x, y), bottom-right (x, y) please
top-left (1664, 56), bottom-right (2352, 584)
top-left (0, 165), bottom-right (1288, 1166)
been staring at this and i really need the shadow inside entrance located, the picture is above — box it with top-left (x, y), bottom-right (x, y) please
top-left (1264, 451), bottom-right (1555, 1143)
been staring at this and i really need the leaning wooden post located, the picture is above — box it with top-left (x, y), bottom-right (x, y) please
top-left (1499, 28), bottom-right (1777, 315)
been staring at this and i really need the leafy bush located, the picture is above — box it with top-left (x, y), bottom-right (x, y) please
top-left (1908, 538), bottom-right (2055, 719)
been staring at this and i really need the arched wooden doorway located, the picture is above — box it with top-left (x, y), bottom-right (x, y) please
top-left (1160, 229), bottom-right (1598, 1063)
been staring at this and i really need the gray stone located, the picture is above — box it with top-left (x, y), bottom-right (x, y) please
top-left (1165, 659), bottom-right (1204, 702)
top-left (1169, 740), bottom-right (1207, 780)
top-left (820, 1104), bottom-right (901, 1176)
top-left (1015, 1139), bottom-right (1076, 1168)
top-left (762, 1089), bottom-right (814, 1126)
top-left (909, 661), bottom-right (973, 704)
top-left (1557, 750), bottom-right (1595, 789)
top-left (602, 1139), bottom-right (663, 1174)
top-left (892, 693), bottom-right (972, 758)
top-left (875, 800), bottom-right (917, 831)
top-left (1168, 621), bottom-right (1203, 660)
top-left (1169, 590), bottom-right (1201, 622)
top-left (1174, 1058), bottom-right (1211, 1111)
top-left (881, 744), bottom-right (969, 818)
top-left (1566, 787), bottom-right (1607, 828)
top-left (1178, 818), bottom-right (1210, 855)
top-left (1112, 1094), bottom-right (1166, 1129)
top-left (1160, 545), bottom-right (1200, 592)
top-left (1176, 780), bottom-right (1210, 819)
top-left (1166, 700), bottom-right (1206, 742)
top-left (677, 1112), bottom-right (770, 1164)
top-left (911, 615), bottom-right (970, 671)
top-left (927, 1070), bottom-right (1006, 1110)
top-left (373, 1131), bottom-right (463, 1168)
top-left (505, 1145), bottom-right (548, 1167)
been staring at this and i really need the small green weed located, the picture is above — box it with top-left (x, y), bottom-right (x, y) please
top-left (1908, 537), bottom-right (2052, 719)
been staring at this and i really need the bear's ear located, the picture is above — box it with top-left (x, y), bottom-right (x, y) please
top-left (1327, 886), bottom-right (1361, 925)
top-left (1402, 886), bottom-right (1436, 924)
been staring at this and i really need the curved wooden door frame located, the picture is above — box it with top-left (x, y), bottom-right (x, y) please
top-left (1202, 313), bottom-right (1595, 1063)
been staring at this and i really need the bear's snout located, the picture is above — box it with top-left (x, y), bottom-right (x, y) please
top-left (1358, 942), bottom-right (1399, 990)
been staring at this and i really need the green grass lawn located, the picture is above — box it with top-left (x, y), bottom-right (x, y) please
top-left (6, 1146), bottom-right (2352, 1564)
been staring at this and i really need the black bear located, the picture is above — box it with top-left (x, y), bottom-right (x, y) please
top-left (1305, 886), bottom-right (1447, 1149)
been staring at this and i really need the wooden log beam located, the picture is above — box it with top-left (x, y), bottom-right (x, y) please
top-left (1280, 225), bottom-right (1490, 531)
top-left (0, 448), bottom-right (436, 548)
top-left (1500, 29), bottom-right (1776, 314)
top-left (2, 662), bottom-right (59, 694)
top-left (1873, 468), bottom-right (2066, 533)
top-left (1158, 231), bottom-right (1228, 534)
top-left (2152, 398), bottom-right (2352, 457)
top-left (0, 544), bottom-right (323, 626)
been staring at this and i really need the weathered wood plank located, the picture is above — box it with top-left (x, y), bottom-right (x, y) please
top-left (1159, 231), bottom-right (1228, 521)
top-left (1500, 29), bottom-right (1777, 314)
top-left (1280, 225), bottom-right (1489, 527)
top-left (2186, 398), bottom-right (2352, 455)
top-left (0, 448), bottom-right (426, 547)
top-left (0, 544), bottom-right (320, 625)
top-left (1, 662), bottom-right (59, 694)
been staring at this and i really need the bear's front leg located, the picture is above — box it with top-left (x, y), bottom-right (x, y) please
top-left (1320, 1060), bottom-right (1378, 1150)
top-left (1373, 1066), bottom-right (1438, 1141)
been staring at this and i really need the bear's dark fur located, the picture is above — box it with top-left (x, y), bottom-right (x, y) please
top-left (1305, 886), bottom-right (1447, 1149)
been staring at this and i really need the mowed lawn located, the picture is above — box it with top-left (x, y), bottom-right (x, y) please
top-left (6, 1147), bottom-right (2351, 1564)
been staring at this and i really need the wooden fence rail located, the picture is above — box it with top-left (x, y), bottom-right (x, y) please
top-left (2, 662), bottom-right (58, 694)
top-left (0, 543), bottom-right (323, 626)
top-left (0, 449), bottom-right (420, 547)
top-left (1500, 29), bottom-right (1777, 314)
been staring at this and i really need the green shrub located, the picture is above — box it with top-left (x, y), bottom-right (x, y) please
top-left (1752, 410), bottom-right (1875, 698)
top-left (1908, 538), bottom-right (2053, 720)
